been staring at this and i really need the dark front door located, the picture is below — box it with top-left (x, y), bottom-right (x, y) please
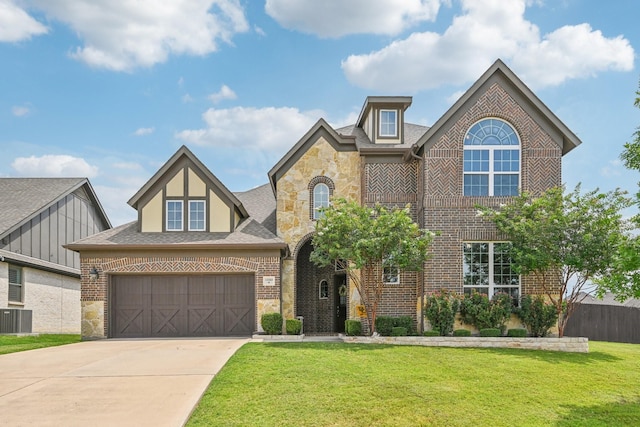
top-left (111, 274), bottom-right (255, 338)
top-left (334, 274), bottom-right (347, 333)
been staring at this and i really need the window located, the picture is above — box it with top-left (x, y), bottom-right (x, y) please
top-left (8, 265), bottom-right (23, 303)
top-left (463, 118), bottom-right (520, 196)
top-left (382, 266), bottom-right (399, 284)
top-left (188, 200), bottom-right (206, 231)
top-left (319, 280), bottom-right (329, 299)
top-left (312, 183), bottom-right (330, 220)
top-left (166, 200), bottom-right (183, 231)
top-left (463, 242), bottom-right (520, 303)
top-left (379, 110), bottom-right (398, 137)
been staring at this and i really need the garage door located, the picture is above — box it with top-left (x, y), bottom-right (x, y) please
top-left (111, 274), bottom-right (255, 338)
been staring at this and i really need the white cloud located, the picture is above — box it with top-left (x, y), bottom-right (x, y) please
top-left (265, 0), bottom-right (443, 38)
top-left (209, 85), bottom-right (237, 104)
top-left (254, 25), bottom-right (266, 37)
top-left (133, 127), bottom-right (155, 136)
top-left (175, 106), bottom-right (323, 152)
top-left (341, 0), bottom-right (634, 91)
top-left (182, 94), bottom-right (194, 103)
top-left (11, 154), bottom-right (99, 177)
top-left (11, 105), bottom-right (30, 117)
top-left (600, 159), bottom-right (623, 178)
top-left (27, 0), bottom-right (249, 71)
top-left (0, 0), bottom-right (48, 42)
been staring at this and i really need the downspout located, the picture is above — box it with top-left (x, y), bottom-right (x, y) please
top-left (409, 145), bottom-right (426, 334)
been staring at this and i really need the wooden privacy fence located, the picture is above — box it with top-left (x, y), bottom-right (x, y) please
top-left (564, 304), bottom-right (640, 344)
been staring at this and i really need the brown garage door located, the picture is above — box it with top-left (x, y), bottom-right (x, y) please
top-left (111, 274), bottom-right (255, 338)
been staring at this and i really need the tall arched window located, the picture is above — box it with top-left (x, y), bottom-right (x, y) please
top-left (463, 118), bottom-right (520, 196)
top-left (313, 183), bottom-right (330, 219)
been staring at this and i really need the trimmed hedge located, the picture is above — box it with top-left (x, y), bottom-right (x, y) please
top-left (286, 319), bottom-right (302, 335)
top-left (391, 327), bottom-right (408, 337)
top-left (507, 328), bottom-right (527, 337)
top-left (345, 320), bottom-right (362, 336)
top-left (479, 328), bottom-right (501, 337)
top-left (375, 316), bottom-right (415, 336)
top-left (453, 329), bottom-right (471, 337)
top-left (423, 330), bottom-right (440, 337)
top-left (261, 312), bottom-right (283, 335)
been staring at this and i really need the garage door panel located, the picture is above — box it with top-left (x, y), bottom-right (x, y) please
top-left (111, 274), bottom-right (254, 338)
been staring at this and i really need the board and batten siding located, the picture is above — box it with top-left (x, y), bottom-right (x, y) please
top-left (1, 188), bottom-right (108, 269)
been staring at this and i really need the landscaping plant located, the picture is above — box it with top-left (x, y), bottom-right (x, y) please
top-left (261, 312), bottom-right (283, 335)
top-left (459, 291), bottom-right (512, 333)
top-left (515, 295), bottom-right (558, 337)
top-left (424, 289), bottom-right (460, 336)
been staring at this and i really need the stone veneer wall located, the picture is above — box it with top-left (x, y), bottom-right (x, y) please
top-left (79, 253), bottom-right (280, 339)
top-left (276, 136), bottom-right (360, 320)
top-left (423, 82), bottom-right (562, 297)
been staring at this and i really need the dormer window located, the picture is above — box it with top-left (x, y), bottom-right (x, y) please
top-left (379, 109), bottom-right (398, 137)
top-left (166, 200), bottom-right (183, 231)
top-left (188, 200), bottom-right (206, 231)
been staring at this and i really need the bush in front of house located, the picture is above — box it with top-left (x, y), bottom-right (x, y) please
top-left (453, 329), bottom-right (471, 337)
top-left (459, 291), bottom-right (513, 333)
top-left (423, 330), bottom-right (440, 336)
top-left (286, 319), bottom-right (302, 335)
top-left (261, 312), bottom-right (283, 335)
top-left (507, 328), bottom-right (527, 337)
top-left (345, 320), bottom-right (362, 336)
top-left (376, 316), bottom-right (415, 336)
top-left (391, 327), bottom-right (408, 336)
top-left (514, 295), bottom-right (559, 337)
top-left (424, 289), bottom-right (460, 336)
top-left (479, 328), bottom-right (501, 337)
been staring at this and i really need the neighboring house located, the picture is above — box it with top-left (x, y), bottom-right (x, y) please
top-left (565, 293), bottom-right (640, 344)
top-left (0, 178), bottom-right (111, 333)
top-left (69, 59), bottom-right (581, 339)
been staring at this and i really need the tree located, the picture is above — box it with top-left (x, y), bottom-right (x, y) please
top-left (310, 198), bottom-right (435, 335)
top-left (477, 185), bottom-right (633, 337)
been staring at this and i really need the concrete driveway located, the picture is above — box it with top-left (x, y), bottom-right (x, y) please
top-left (0, 338), bottom-right (248, 427)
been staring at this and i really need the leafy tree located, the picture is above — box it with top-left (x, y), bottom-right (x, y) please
top-left (620, 86), bottom-right (640, 181)
top-left (310, 198), bottom-right (435, 335)
top-left (477, 185), bottom-right (633, 337)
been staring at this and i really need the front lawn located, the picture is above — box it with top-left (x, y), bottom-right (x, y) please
top-left (0, 334), bottom-right (81, 355)
top-left (188, 341), bottom-right (640, 426)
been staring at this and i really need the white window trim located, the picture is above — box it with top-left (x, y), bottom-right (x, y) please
top-left (382, 266), bottom-right (400, 285)
top-left (8, 265), bottom-right (24, 304)
top-left (188, 200), bottom-right (206, 231)
top-left (166, 200), bottom-right (184, 231)
top-left (463, 146), bottom-right (520, 196)
top-left (319, 279), bottom-right (329, 300)
top-left (462, 242), bottom-right (521, 299)
top-left (379, 109), bottom-right (398, 138)
top-left (312, 183), bottom-right (330, 220)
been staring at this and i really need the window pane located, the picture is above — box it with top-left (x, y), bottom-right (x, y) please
top-left (167, 201), bottom-right (183, 231)
top-left (380, 110), bottom-right (397, 136)
top-left (8, 266), bottom-right (23, 303)
top-left (494, 175), bottom-right (519, 196)
top-left (383, 266), bottom-right (399, 284)
top-left (464, 174), bottom-right (488, 196)
top-left (313, 183), bottom-right (330, 219)
top-left (189, 200), bottom-right (205, 231)
top-left (463, 243), bottom-right (489, 287)
top-left (463, 150), bottom-right (489, 172)
top-left (494, 150), bottom-right (519, 172)
top-left (493, 243), bottom-right (519, 286)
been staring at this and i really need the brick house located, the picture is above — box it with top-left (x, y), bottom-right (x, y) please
top-left (69, 59), bottom-right (580, 339)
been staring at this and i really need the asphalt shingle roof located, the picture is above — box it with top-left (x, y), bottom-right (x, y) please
top-left (234, 183), bottom-right (276, 234)
top-left (335, 122), bottom-right (430, 149)
top-left (0, 178), bottom-right (87, 236)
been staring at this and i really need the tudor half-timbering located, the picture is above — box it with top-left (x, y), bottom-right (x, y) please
top-left (70, 59), bottom-right (581, 339)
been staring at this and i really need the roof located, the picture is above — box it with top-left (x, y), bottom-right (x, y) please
top-left (128, 145), bottom-right (249, 218)
top-left (0, 177), bottom-right (111, 239)
top-left (355, 96), bottom-right (412, 128)
top-left (65, 217), bottom-right (286, 251)
top-left (234, 183), bottom-right (276, 234)
top-left (0, 248), bottom-right (79, 278)
top-left (412, 59), bottom-right (582, 157)
top-left (336, 122), bottom-right (429, 153)
top-left (578, 292), bottom-right (640, 308)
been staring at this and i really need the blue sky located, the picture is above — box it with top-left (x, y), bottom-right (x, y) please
top-left (1, 0), bottom-right (638, 226)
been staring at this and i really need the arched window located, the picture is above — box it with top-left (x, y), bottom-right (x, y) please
top-left (463, 118), bottom-right (520, 196)
top-left (312, 183), bottom-right (330, 219)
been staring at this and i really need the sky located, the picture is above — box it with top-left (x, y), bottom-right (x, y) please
top-left (1, 0), bottom-right (639, 227)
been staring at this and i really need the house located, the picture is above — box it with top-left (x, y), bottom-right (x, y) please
top-left (69, 59), bottom-right (581, 339)
top-left (0, 178), bottom-right (111, 333)
top-left (564, 293), bottom-right (640, 344)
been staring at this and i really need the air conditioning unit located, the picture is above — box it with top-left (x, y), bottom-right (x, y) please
top-left (0, 309), bottom-right (32, 334)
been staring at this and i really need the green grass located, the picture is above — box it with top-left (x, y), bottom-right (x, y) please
top-left (0, 334), bottom-right (81, 355)
top-left (188, 341), bottom-right (640, 427)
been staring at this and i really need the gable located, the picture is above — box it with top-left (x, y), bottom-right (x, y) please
top-left (130, 146), bottom-right (247, 233)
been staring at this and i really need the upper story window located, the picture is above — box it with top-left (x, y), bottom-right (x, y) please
top-left (8, 265), bottom-right (23, 303)
top-left (379, 109), bottom-right (398, 137)
top-left (189, 200), bottom-right (206, 231)
top-left (313, 183), bottom-right (330, 219)
top-left (166, 200), bottom-right (183, 231)
top-left (463, 118), bottom-right (520, 196)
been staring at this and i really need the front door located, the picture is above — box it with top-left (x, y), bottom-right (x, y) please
top-left (334, 274), bottom-right (347, 333)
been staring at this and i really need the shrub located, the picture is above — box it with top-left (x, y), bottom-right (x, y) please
top-left (395, 316), bottom-right (413, 332)
top-left (507, 328), bottom-right (527, 337)
top-left (423, 330), bottom-right (440, 337)
top-left (391, 327), bottom-right (408, 336)
top-left (285, 319), bottom-right (302, 335)
top-left (261, 312), bottom-right (283, 335)
top-left (515, 295), bottom-right (559, 337)
top-left (479, 328), bottom-right (501, 337)
top-left (345, 320), bottom-right (362, 336)
top-left (375, 316), bottom-right (395, 336)
top-left (453, 329), bottom-right (471, 337)
top-left (459, 291), bottom-right (513, 332)
top-left (424, 289), bottom-right (460, 336)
